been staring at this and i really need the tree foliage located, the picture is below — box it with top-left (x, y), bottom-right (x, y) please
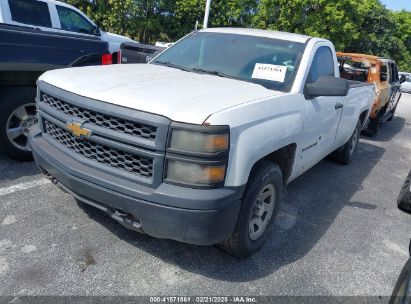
top-left (252, 0), bottom-right (359, 51)
top-left (62, 0), bottom-right (411, 71)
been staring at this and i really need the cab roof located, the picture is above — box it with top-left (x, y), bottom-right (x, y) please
top-left (336, 52), bottom-right (395, 64)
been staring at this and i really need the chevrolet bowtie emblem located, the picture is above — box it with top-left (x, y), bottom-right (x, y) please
top-left (66, 122), bottom-right (92, 138)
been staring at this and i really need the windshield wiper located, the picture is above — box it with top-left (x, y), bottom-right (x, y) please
top-left (191, 68), bottom-right (245, 82)
top-left (152, 61), bottom-right (190, 72)
top-left (153, 63), bottom-right (246, 82)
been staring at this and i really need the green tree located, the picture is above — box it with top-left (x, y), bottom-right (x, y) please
top-left (61, 0), bottom-right (411, 71)
top-left (341, 1), bottom-right (411, 71)
top-left (172, 0), bottom-right (257, 38)
top-left (253, 0), bottom-right (361, 50)
top-left (391, 10), bottom-right (411, 71)
top-left (252, 0), bottom-right (411, 71)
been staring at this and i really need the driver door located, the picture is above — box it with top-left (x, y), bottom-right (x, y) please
top-left (297, 45), bottom-right (344, 174)
top-left (386, 62), bottom-right (401, 113)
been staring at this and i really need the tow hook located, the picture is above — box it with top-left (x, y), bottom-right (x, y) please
top-left (110, 210), bottom-right (143, 232)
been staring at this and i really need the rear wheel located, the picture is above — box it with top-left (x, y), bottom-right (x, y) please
top-left (387, 105), bottom-right (397, 122)
top-left (365, 107), bottom-right (385, 137)
top-left (220, 161), bottom-right (283, 258)
top-left (333, 119), bottom-right (361, 165)
top-left (0, 87), bottom-right (37, 161)
top-left (387, 92), bottom-right (401, 122)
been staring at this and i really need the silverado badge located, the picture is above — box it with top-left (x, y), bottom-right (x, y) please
top-left (66, 121), bottom-right (92, 138)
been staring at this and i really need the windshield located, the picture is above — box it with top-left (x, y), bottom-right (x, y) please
top-left (151, 31), bottom-right (306, 92)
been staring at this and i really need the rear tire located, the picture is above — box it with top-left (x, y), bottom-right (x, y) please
top-left (0, 87), bottom-right (37, 162)
top-left (220, 161), bottom-right (283, 258)
top-left (364, 107), bottom-right (385, 137)
top-left (333, 119), bottom-right (361, 165)
top-left (387, 92), bottom-right (401, 121)
top-left (387, 105), bottom-right (397, 121)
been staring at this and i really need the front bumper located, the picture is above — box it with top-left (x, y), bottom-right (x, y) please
top-left (29, 125), bottom-right (243, 245)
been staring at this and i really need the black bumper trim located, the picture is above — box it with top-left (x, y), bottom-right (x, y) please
top-left (30, 126), bottom-right (243, 245)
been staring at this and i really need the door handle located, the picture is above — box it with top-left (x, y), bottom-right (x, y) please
top-left (335, 102), bottom-right (343, 110)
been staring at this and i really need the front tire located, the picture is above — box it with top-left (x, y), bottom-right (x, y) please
top-left (220, 161), bottom-right (283, 258)
top-left (334, 119), bottom-right (361, 165)
top-left (0, 87), bottom-right (37, 162)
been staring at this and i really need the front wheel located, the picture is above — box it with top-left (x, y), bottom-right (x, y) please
top-left (220, 161), bottom-right (283, 258)
top-left (0, 87), bottom-right (37, 161)
top-left (333, 119), bottom-right (361, 165)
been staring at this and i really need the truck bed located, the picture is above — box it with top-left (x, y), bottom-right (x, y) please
top-left (120, 41), bottom-right (165, 64)
top-left (347, 80), bottom-right (374, 88)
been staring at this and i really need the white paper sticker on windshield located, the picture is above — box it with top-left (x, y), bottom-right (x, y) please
top-left (251, 63), bottom-right (287, 82)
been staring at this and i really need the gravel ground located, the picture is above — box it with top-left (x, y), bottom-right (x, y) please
top-left (0, 94), bottom-right (411, 297)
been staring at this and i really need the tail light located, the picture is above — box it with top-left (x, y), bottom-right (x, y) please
top-left (101, 53), bottom-right (112, 65)
top-left (117, 50), bottom-right (122, 64)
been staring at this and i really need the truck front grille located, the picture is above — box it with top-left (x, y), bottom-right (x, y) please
top-left (41, 93), bottom-right (157, 140)
top-left (44, 120), bottom-right (153, 178)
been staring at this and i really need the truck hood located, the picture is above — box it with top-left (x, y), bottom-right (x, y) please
top-left (39, 64), bottom-right (280, 124)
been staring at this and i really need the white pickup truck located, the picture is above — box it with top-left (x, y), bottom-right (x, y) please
top-left (30, 28), bottom-right (375, 257)
top-left (0, 0), bottom-right (134, 53)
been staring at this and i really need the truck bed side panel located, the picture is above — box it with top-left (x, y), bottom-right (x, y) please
top-left (334, 84), bottom-right (375, 147)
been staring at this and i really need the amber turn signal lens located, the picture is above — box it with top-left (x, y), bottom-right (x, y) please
top-left (204, 134), bottom-right (229, 152)
top-left (201, 165), bottom-right (226, 183)
top-left (167, 160), bottom-right (226, 184)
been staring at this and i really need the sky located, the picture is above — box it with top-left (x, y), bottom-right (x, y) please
top-left (380, 0), bottom-right (411, 11)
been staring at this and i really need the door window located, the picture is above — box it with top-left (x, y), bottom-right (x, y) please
top-left (392, 64), bottom-right (399, 82)
top-left (380, 65), bottom-right (388, 82)
top-left (306, 46), bottom-right (335, 84)
top-left (8, 0), bottom-right (51, 27)
top-left (389, 63), bottom-right (395, 83)
top-left (56, 5), bottom-right (95, 35)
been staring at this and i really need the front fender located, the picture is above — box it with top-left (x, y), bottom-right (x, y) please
top-left (205, 93), bottom-right (305, 187)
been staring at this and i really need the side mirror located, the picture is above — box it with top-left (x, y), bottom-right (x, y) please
top-left (398, 171), bottom-right (411, 214)
top-left (380, 72), bottom-right (388, 82)
top-left (400, 75), bottom-right (406, 84)
top-left (92, 26), bottom-right (101, 36)
top-left (305, 76), bottom-right (349, 99)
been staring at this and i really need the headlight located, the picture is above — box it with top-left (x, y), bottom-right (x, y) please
top-left (165, 123), bottom-right (230, 187)
top-left (166, 160), bottom-right (226, 185)
top-left (168, 124), bottom-right (229, 156)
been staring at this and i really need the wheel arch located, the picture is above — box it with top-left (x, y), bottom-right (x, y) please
top-left (359, 109), bottom-right (369, 129)
top-left (0, 85), bottom-right (37, 161)
top-left (0, 85), bottom-right (37, 104)
top-left (248, 143), bottom-right (297, 187)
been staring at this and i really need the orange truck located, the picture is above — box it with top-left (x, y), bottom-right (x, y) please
top-left (337, 52), bottom-right (403, 136)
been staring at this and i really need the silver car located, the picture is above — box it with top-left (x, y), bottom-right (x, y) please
top-left (400, 73), bottom-right (411, 93)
